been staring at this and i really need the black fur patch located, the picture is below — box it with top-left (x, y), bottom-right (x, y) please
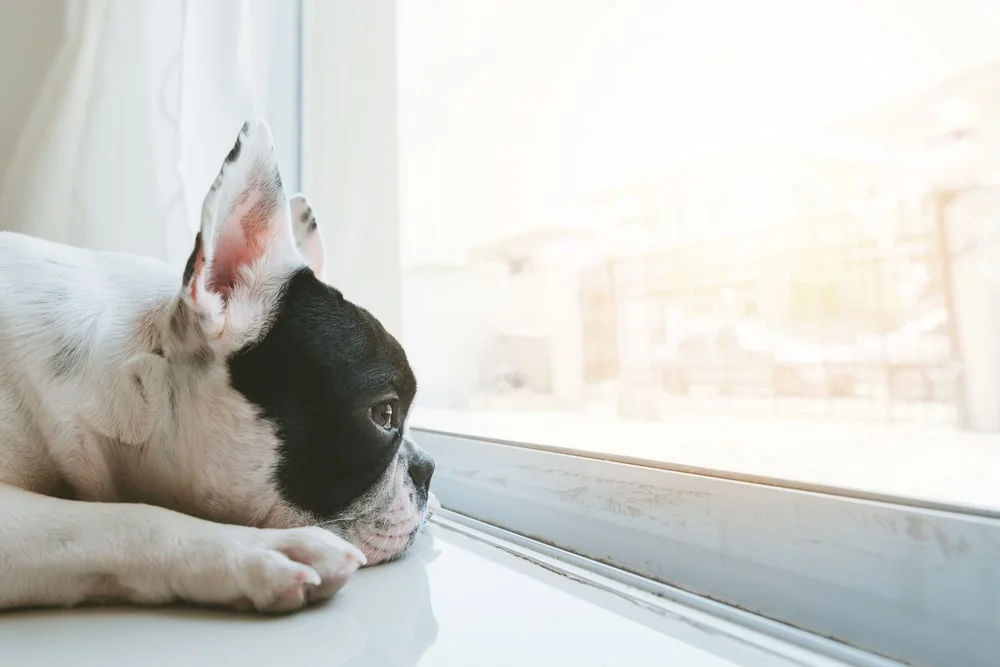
top-left (299, 207), bottom-right (318, 233)
top-left (225, 136), bottom-right (242, 164)
top-left (182, 232), bottom-right (202, 286)
top-left (227, 269), bottom-right (419, 518)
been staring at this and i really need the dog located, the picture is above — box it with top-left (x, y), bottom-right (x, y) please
top-left (0, 118), bottom-right (436, 613)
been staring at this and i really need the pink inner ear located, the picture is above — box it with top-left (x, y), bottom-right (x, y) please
top-left (208, 198), bottom-right (274, 298)
top-left (188, 244), bottom-right (206, 304)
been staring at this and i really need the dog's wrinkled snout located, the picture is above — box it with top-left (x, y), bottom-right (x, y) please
top-left (408, 450), bottom-right (435, 492)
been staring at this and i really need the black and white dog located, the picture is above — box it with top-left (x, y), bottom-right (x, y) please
top-left (0, 119), bottom-right (435, 613)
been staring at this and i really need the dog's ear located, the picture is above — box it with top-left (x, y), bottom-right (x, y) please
top-left (290, 194), bottom-right (326, 280)
top-left (182, 119), bottom-right (302, 328)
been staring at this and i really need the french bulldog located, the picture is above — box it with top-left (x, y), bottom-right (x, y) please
top-left (0, 118), bottom-right (435, 613)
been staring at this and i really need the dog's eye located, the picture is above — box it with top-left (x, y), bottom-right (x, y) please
top-left (370, 401), bottom-right (395, 430)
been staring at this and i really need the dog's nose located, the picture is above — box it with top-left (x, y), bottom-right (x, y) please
top-left (408, 451), bottom-right (435, 492)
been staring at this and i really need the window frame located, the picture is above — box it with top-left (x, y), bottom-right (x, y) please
top-left (300, 4), bottom-right (1000, 666)
top-left (416, 428), bottom-right (999, 667)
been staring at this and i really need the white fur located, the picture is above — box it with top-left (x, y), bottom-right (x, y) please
top-left (0, 118), bottom-right (430, 613)
top-left (290, 193), bottom-right (326, 281)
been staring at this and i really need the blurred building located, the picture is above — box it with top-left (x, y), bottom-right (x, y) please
top-left (406, 59), bottom-right (1000, 430)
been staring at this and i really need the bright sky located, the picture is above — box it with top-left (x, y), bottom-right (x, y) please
top-left (397, 0), bottom-right (1000, 264)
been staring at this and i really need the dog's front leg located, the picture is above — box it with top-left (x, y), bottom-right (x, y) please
top-left (0, 484), bottom-right (365, 612)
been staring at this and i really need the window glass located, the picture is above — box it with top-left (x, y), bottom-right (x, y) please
top-left (397, 0), bottom-right (1000, 510)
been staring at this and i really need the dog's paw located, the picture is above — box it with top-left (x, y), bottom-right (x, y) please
top-left (229, 526), bottom-right (366, 613)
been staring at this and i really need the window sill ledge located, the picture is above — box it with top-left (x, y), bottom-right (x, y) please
top-left (0, 519), bottom-right (903, 667)
top-left (412, 406), bottom-right (1000, 515)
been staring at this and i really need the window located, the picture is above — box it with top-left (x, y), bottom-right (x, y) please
top-left (303, 2), bottom-right (1000, 665)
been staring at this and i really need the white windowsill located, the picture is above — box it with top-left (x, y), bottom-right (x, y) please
top-left (0, 520), bottom-right (894, 667)
top-left (412, 406), bottom-right (1000, 514)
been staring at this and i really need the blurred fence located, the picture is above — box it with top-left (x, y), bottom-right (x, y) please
top-left (578, 190), bottom-right (993, 426)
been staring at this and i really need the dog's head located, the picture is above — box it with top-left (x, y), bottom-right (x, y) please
top-left (170, 118), bottom-right (434, 565)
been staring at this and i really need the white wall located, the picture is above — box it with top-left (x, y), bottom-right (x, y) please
top-left (0, 1), bottom-right (64, 185)
top-left (302, 0), bottom-right (403, 338)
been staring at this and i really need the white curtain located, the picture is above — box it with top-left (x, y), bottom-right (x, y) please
top-left (0, 0), bottom-right (284, 265)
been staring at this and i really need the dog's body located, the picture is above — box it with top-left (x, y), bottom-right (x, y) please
top-left (0, 119), bottom-right (434, 613)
